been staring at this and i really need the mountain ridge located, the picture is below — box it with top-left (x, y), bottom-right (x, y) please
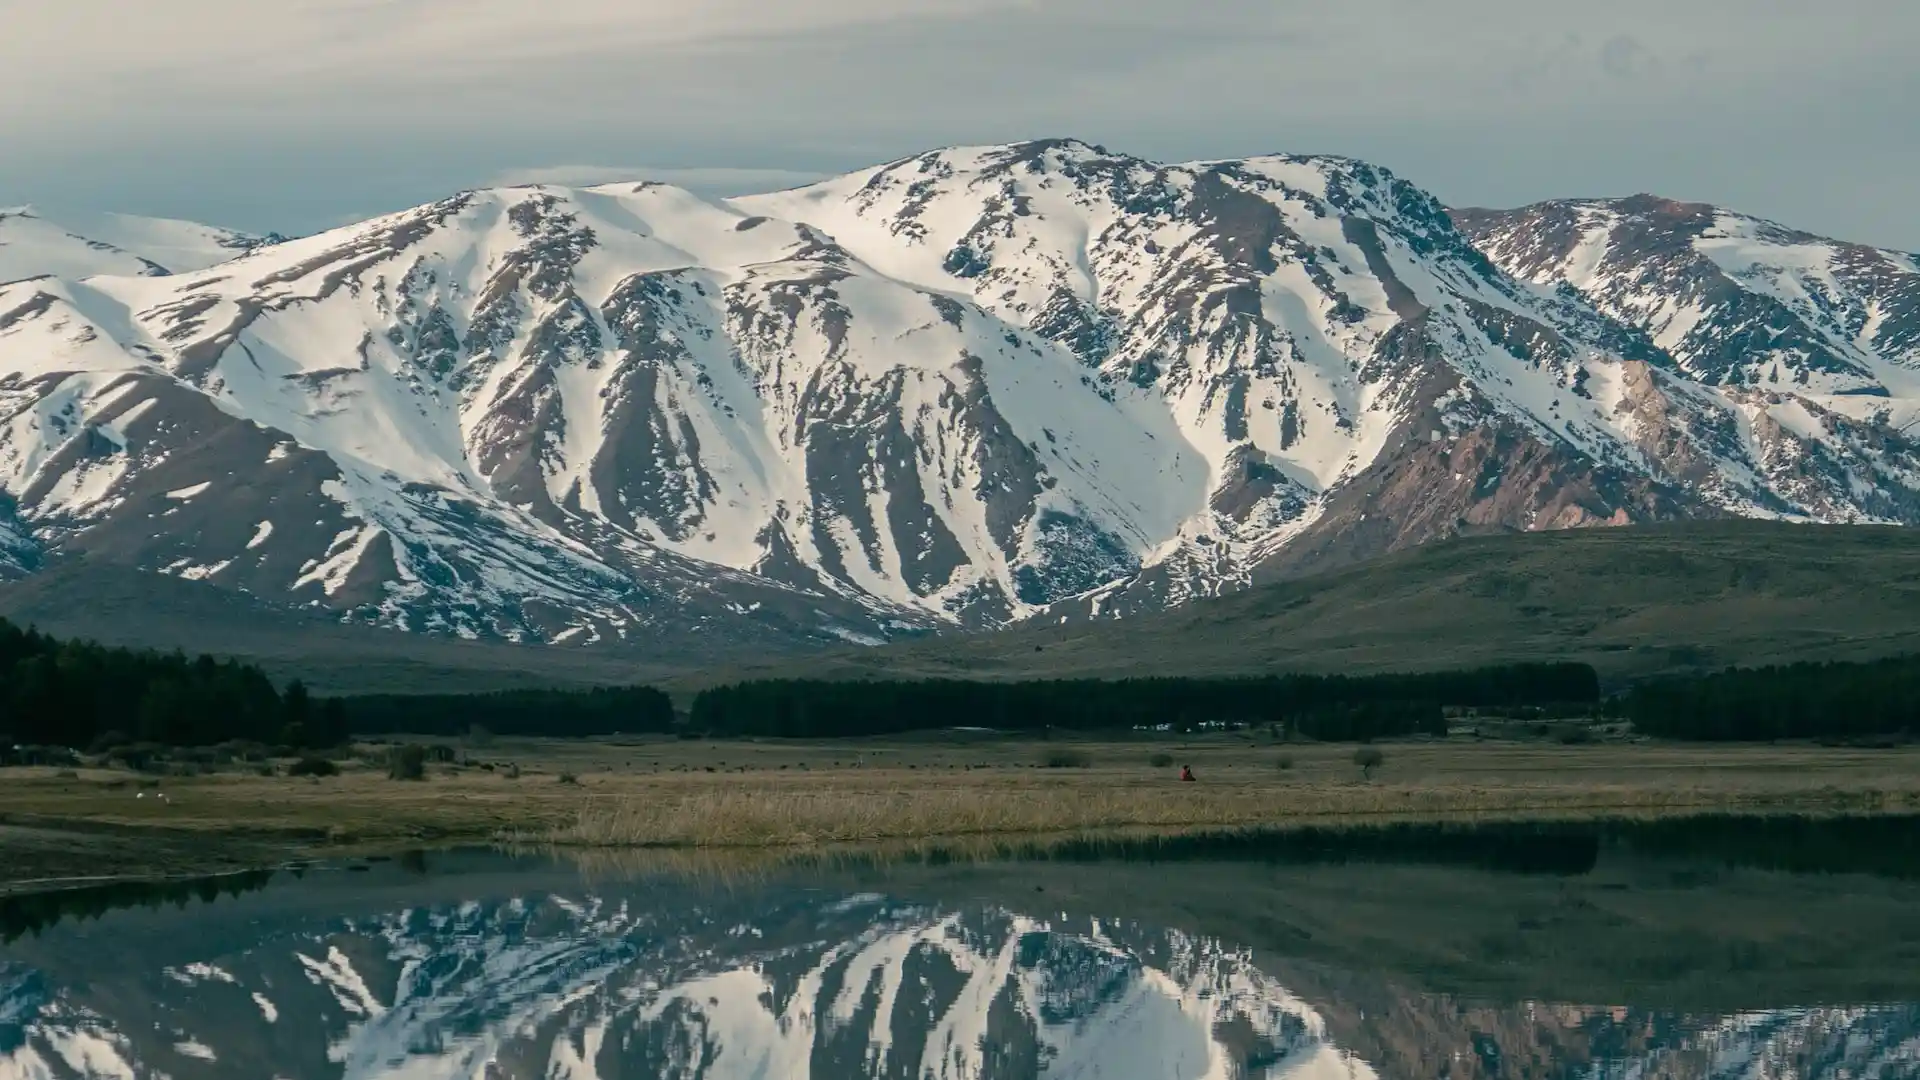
top-left (0, 206), bottom-right (277, 282)
top-left (2, 140), bottom-right (1918, 646)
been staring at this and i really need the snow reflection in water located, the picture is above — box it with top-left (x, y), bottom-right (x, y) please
top-left (1, 837), bottom-right (1919, 1079)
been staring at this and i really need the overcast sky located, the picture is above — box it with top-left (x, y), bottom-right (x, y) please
top-left (3, 0), bottom-right (1915, 247)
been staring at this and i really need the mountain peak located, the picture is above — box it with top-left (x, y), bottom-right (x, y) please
top-left (1, 144), bottom-right (1917, 644)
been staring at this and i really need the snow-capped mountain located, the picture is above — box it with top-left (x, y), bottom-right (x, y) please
top-left (0, 207), bottom-right (275, 282)
top-left (3, 141), bottom-right (1919, 643)
top-left (1451, 195), bottom-right (1920, 528)
top-left (4, 886), bottom-right (1914, 1079)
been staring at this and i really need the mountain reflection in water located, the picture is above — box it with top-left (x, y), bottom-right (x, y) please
top-left (3, 819), bottom-right (1920, 1079)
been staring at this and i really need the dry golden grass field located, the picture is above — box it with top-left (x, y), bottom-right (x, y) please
top-left (4, 731), bottom-right (1917, 893)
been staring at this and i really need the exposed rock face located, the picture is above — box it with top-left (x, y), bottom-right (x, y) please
top-left (2, 145), bottom-right (1918, 643)
top-left (1452, 196), bottom-right (1920, 391)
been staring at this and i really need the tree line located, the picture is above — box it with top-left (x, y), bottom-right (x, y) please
top-left (338, 687), bottom-right (674, 738)
top-left (0, 618), bottom-right (676, 752)
top-left (29, 601), bottom-right (1918, 749)
top-left (0, 619), bottom-right (345, 751)
top-left (687, 663), bottom-right (1600, 739)
top-left (1626, 655), bottom-right (1920, 741)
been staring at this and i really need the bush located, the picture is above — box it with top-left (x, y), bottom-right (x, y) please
top-left (1555, 725), bottom-right (1594, 745)
top-left (212, 739), bottom-right (269, 763)
top-left (1276, 754), bottom-right (1296, 771)
top-left (1354, 747), bottom-right (1385, 780)
top-left (289, 756), bottom-right (339, 778)
top-left (107, 743), bottom-right (167, 773)
top-left (388, 744), bottom-right (428, 781)
top-left (1149, 752), bottom-right (1175, 768)
top-left (87, 730), bottom-right (133, 754)
top-left (1040, 750), bottom-right (1091, 769)
top-left (557, 771), bottom-right (580, 785)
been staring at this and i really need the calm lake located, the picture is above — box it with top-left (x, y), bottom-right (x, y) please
top-left (4, 817), bottom-right (1920, 1079)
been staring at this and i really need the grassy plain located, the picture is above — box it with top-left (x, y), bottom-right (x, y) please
top-left (3, 731), bottom-right (1917, 893)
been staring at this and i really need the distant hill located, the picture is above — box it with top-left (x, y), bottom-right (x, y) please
top-left (7, 521), bottom-right (1919, 695)
top-left (693, 521), bottom-right (1920, 690)
top-left (0, 561), bottom-right (709, 696)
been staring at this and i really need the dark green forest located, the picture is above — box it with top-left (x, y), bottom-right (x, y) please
top-left (0, 619), bottom-right (345, 750)
top-left (9, 607), bottom-right (1919, 749)
top-left (339, 687), bottom-right (674, 738)
top-left (0, 618), bottom-right (674, 750)
top-left (687, 663), bottom-right (1601, 739)
top-left (1627, 655), bottom-right (1920, 740)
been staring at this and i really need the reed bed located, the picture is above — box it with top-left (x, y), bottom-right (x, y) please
top-left (537, 777), bottom-right (1917, 850)
top-left (6, 738), bottom-right (1918, 879)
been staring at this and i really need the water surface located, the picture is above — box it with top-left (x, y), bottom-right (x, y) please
top-left (4, 818), bottom-right (1919, 1079)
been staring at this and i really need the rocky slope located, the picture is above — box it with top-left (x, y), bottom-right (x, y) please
top-left (1452, 196), bottom-right (1920, 528)
top-left (4, 884), bottom-right (1913, 1080)
top-left (2, 143), bottom-right (1918, 643)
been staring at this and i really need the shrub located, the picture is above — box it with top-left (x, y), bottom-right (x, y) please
top-left (108, 743), bottom-right (167, 773)
top-left (1353, 747), bottom-right (1385, 780)
top-left (1040, 750), bottom-right (1091, 769)
top-left (212, 739), bottom-right (269, 763)
top-left (289, 756), bottom-right (339, 778)
top-left (557, 771), bottom-right (580, 785)
top-left (1149, 753), bottom-right (1175, 768)
top-left (1556, 725), bottom-right (1594, 746)
top-left (388, 744), bottom-right (428, 781)
top-left (87, 730), bottom-right (133, 754)
top-left (1276, 754), bottom-right (1296, 771)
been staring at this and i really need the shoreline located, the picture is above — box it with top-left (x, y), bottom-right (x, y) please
top-left (8, 804), bottom-right (1920, 911)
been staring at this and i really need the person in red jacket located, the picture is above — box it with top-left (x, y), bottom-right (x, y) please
top-left (1180, 764), bottom-right (1195, 782)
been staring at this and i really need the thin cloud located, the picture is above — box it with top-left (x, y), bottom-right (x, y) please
top-left (488, 165), bottom-right (828, 196)
top-left (0, 0), bottom-right (1915, 247)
